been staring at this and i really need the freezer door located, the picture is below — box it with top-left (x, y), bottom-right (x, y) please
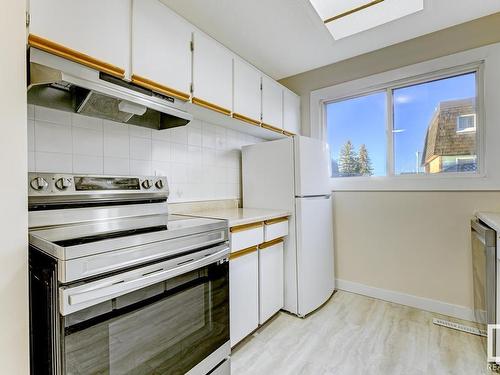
top-left (295, 195), bottom-right (334, 316)
top-left (294, 136), bottom-right (331, 197)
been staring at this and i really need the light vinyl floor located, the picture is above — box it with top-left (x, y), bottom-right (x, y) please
top-left (231, 291), bottom-right (491, 375)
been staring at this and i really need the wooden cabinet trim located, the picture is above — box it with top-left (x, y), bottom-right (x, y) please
top-left (192, 97), bottom-right (231, 116)
top-left (261, 123), bottom-right (284, 134)
top-left (230, 221), bottom-right (264, 233)
top-left (229, 245), bottom-right (258, 260)
top-left (131, 74), bottom-right (190, 101)
top-left (264, 217), bottom-right (289, 225)
top-left (232, 113), bottom-right (261, 127)
top-left (259, 237), bottom-right (284, 250)
top-left (28, 34), bottom-right (125, 78)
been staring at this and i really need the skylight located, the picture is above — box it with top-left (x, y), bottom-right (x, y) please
top-left (309, 0), bottom-right (424, 40)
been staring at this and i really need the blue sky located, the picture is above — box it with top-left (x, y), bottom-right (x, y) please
top-left (326, 72), bottom-right (476, 176)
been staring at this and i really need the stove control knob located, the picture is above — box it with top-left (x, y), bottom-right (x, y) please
top-left (155, 179), bottom-right (164, 189)
top-left (55, 177), bottom-right (72, 191)
top-left (30, 177), bottom-right (49, 191)
top-left (142, 179), bottom-right (153, 189)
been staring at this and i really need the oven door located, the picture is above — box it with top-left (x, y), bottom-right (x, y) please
top-left (59, 245), bottom-right (229, 375)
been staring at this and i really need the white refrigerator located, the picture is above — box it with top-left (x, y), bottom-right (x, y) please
top-left (242, 136), bottom-right (335, 317)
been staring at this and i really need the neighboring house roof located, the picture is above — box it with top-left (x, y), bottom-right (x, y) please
top-left (421, 98), bottom-right (476, 166)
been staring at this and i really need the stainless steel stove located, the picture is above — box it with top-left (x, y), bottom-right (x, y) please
top-left (28, 173), bottom-right (230, 375)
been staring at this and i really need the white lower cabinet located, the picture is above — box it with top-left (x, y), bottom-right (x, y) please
top-left (258, 239), bottom-right (284, 324)
top-left (230, 247), bottom-right (259, 347)
top-left (229, 222), bottom-right (286, 346)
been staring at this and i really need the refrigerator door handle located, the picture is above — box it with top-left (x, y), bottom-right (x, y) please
top-left (295, 194), bottom-right (331, 199)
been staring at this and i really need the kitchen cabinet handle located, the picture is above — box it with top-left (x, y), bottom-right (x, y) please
top-left (192, 97), bottom-right (231, 116)
top-left (230, 221), bottom-right (264, 233)
top-left (28, 34), bottom-right (125, 78)
top-left (261, 123), bottom-right (284, 134)
top-left (131, 74), bottom-right (190, 101)
top-left (264, 217), bottom-right (288, 225)
top-left (232, 113), bottom-right (261, 127)
top-left (259, 238), bottom-right (284, 250)
top-left (229, 245), bottom-right (258, 260)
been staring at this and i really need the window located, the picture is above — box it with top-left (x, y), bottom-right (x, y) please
top-left (325, 70), bottom-right (479, 178)
top-left (457, 114), bottom-right (476, 132)
top-left (326, 92), bottom-right (386, 177)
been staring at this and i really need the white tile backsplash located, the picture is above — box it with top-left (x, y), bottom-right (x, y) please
top-left (29, 105), bottom-right (263, 202)
top-left (130, 159), bottom-right (152, 175)
top-left (104, 157), bottom-right (129, 175)
top-left (104, 130), bottom-right (129, 158)
top-left (130, 137), bottom-right (151, 161)
top-left (35, 106), bottom-right (71, 125)
top-left (73, 127), bottom-right (103, 156)
top-left (72, 113), bottom-right (102, 130)
top-left (35, 121), bottom-right (73, 154)
top-left (152, 140), bottom-right (171, 162)
top-left (36, 152), bottom-right (72, 173)
top-left (73, 154), bottom-right (103, 174)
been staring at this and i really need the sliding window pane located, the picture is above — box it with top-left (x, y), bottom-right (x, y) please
top-left (326, 92), bottom-right (386, 177)
top-left (393, 73), bottom-right (477, 175)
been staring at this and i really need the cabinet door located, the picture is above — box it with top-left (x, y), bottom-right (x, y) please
top-left (192, 32), bottom-right (233, 114)
top-left (233, 58), bottom-right (262, 124)
top-left (131, 0), bottom-right (192, 100)
top-left (259, 241), bottom-right (284, 324)
top-left (283, 89), bottom-right (301, 135)
top-left (29, 0), bottom-right (131, 77)
top-left (262, 76), bottom-right (283, 130)
top-left (230, 250), bottom-right (259, 347)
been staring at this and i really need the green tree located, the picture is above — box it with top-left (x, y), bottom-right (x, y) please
top-left (358, 144), bottom-right (373, 176)
top-left (338, 140), bottom-right (359, 176)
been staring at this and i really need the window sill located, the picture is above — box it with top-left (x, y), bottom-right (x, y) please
top-left (329, 172), bottom-right (498, 191)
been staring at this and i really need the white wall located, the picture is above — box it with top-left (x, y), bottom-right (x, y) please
top-left (28, 106), bottom-right (263, 202)
top-left (334, 191), bottom-right (500, 318)
top-left (0, 0), bottom-right (29, 372)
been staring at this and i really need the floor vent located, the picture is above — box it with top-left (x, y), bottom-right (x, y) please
top-left (433, 318), bottom-right (487, 337)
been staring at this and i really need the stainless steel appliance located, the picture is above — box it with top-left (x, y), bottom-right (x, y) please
top-left (28, 48), bottom-right (193, 130)
top-left (28, 173), bottom-right (230, 375)
top-left (471, 218), bottom-right (496, 351)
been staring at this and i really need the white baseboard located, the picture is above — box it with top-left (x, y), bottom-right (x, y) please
top-left (335, 278), bottom-right (476, 323)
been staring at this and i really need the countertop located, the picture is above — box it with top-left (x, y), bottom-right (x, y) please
top-left (476, 212), bottom-right (500, 232)
top-left (187, 208), bottom-right (291, 227)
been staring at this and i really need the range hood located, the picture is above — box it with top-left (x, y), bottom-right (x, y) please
top-left (27, 49), bottom-right (192, 130)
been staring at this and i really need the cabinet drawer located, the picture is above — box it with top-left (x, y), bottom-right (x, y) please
top-left (264, 217), bottom-right (289, 242)
top-left (230, 222), bottom-right (264, 252)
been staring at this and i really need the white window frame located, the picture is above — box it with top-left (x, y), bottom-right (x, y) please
top-left (456, 113), bottom-right (477, 133)
top-left (309, 43), bottom-right (497, 191)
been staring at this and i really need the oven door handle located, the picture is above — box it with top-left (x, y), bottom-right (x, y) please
top-left (61, 245), bottom-right (229, 315)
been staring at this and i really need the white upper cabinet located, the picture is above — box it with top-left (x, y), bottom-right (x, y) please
top-left (283, 89), bottom-right (301, 135)
top-left (131, 0), bottom-right (192, 100)
top-left (262, 76), bottom-right (283, 130)
top-left (29, 0), bottom-right (131, 77)
top-left (233, 58), bottom-right (262, 124)
top-left (192, 31), bottom-right (233, 114)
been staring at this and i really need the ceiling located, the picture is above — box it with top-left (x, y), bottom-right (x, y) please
top-left (161, 0), bottom-right (500, 80)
